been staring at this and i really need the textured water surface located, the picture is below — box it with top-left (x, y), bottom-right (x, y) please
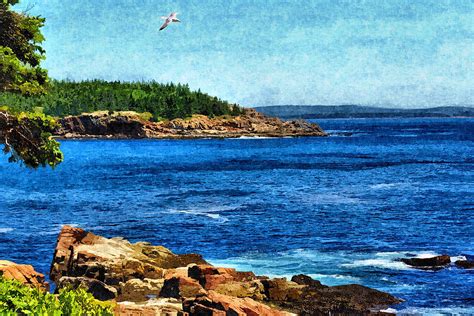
top-left (0, 118), bottom-right (473, 314)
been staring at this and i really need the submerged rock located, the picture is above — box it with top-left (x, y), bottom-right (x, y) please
top-left (50, 226), bottom-right (401, 315)
top-left (400, 255), bottom-right (451, 269)
top-left (455, 260), bottom-right (474, 269)
top-left (0, 260), bottom-right (49, 291)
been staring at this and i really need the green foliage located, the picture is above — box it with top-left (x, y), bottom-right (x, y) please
top-left (1, 110), bottom-right (63, 168)
top-left (0, 0), bottom-right (63, 169)
top-left (0, 80), bottom-right (245, 120)
top-left (0, 277), bottom-right (114, 315)
top-left (0, 1), bottom-right (48, 95)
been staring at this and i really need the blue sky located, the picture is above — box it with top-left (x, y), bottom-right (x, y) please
top-left (22, 0), bottom-right (474, 107)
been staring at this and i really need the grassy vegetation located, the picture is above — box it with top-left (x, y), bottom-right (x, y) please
top-left (0, 80), bottom-right (245, 121)
top-left (0, 276), bottom-right (114, 315)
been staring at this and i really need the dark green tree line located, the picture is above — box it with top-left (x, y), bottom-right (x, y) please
top-left (0, 80), bottom-right (245, 120)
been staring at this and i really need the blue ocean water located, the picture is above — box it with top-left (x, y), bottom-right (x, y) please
top-left (0, 117), bottom-right (473, 314)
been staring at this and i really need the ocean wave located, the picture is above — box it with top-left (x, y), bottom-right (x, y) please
top-left (37, 223), bottom-right (80, 235)
top-left (0, 228), bottom-right (14, 233)
top-left (342, 251), bottom-right (445, 271)
top-left (370, 183), bottom-right (399, 189)
top-left (167, 207), bottom-right (231, 223)
top-left (307, 273), bottom-right (361, 282)
top-left (343, 251), bottom-right (471, 271)
top-left (342, 258), bottom-right (409, 270)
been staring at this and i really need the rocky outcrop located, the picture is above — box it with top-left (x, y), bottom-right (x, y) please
top-left (0, 260), bottom-right (49, 291)
top-left (54, 109), bottom-right (327, 139)
top-left (50, 225), bottom-right (207, 301)
top-left (50, 226), bottom-right (401, 315)
top-left (400, 255), bottom-right (451, 270)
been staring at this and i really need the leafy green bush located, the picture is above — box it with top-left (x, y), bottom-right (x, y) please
top-left (0, 277), bottom-right (114, 315)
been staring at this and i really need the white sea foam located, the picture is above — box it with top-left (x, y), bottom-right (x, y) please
top-left (167, 207), bottom-right (230, 223)
top-left (370, 183), bottom-right (398, 189)
top-left (236, 136), bottom-right (275, 139)
top-left (379, 308), bottom-right (397, 314)
top-left (414, 251), bottom-right (440, 259)
top-left (37, 223), bottom-right (80, 235)
top-left (0, 228), bottom-right (14, 233)
top-left (343, 251), bottom-right (467, 271)
top-left (342, 258), bottom-right (409, 270)
top-left (450, 255), bottom-right (466, 262)
top-left (307, 273), bottom-right (360, 282)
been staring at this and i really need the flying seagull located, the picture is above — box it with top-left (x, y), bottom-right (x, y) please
top-left (160, 12), bottom-right (180, 31)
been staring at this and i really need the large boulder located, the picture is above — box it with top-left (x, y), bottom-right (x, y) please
top-left (400, 255), bottom-right (451, 269)
top-left (50, 225), bottom-right (207, 300)
top-left (0, 260), bottom-right (49, 291)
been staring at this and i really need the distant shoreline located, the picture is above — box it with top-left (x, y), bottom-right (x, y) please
top-left (254, 105), bottom-right (474, 120)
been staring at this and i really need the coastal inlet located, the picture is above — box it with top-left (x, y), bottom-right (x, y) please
top-left (0, 117), bottom-right (473, 314)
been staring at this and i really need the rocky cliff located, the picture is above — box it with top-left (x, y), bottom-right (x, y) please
top-left (49, 226), bottom-right (401, 315)
top-left (54, 109), bottom-right (327, 139)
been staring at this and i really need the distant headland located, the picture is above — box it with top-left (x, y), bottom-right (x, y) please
top-left (254, 105), bottom-right (474, 119)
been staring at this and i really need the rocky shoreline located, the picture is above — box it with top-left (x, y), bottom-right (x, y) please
top-left (2, 226), bottom-right (404, 315)
top-left (54, 109), bottom-right (327, 139)
top-left (4, 226), bottom-right (471, 315)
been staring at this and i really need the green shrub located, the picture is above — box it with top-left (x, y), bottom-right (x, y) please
top-left (0, 277), bottom-right (114, 315)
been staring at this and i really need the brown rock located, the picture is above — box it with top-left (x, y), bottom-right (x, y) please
top-left (261, 278), bottom-right (305, 302)
top-left (57, 276), bottom-right (117, 301)
top-left (455, 260), bottom-right (474, 269)
top-left (183, 291), bottom-right (293, 316)
top-left (291, 274), bottom-right (326, 289)
top-left (213, 280), bottom-right (266, 301)
top-left (259, 275), bottom-right (402, 315)
top-left (401, 255), bottom-right (451, 269)
top-left (119, 278), bottom-right (165, 302)
top-left (115, 298), bottom-right (183, 316)
top-left (188, 264), bottom-right (256, 290)
top-left (0, 260), bottom-right (49, 291)
top-left (160, 276), bottom-right (206, 299)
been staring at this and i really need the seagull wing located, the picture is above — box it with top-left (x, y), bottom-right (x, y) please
top-left (159, 20), bottom-right (170, 31)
